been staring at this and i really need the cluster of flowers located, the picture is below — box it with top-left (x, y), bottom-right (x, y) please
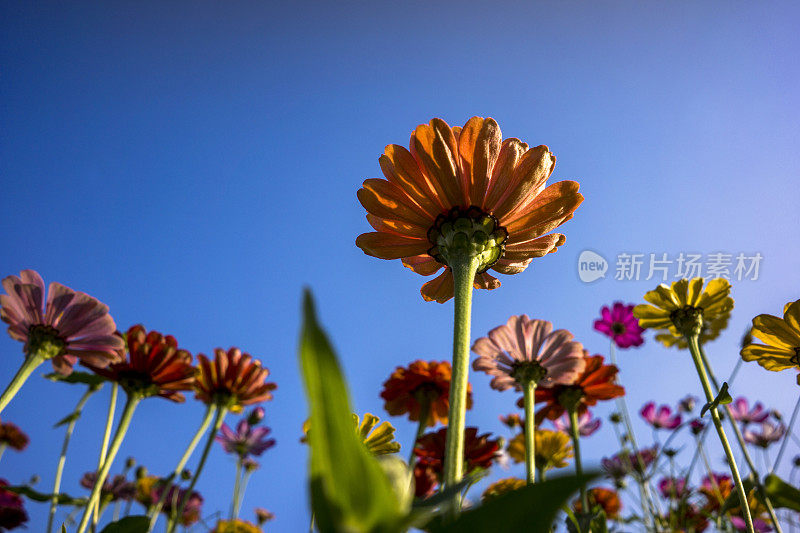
top-left (0, 270), bottom-right (277, 532)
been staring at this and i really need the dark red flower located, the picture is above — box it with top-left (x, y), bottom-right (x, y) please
top-left (0, 479), bottom-right (27, 531)
top-left (0, 421), bottom-right (28, 451)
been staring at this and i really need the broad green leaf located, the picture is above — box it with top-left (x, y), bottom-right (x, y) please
top-left (99, 516), bottom-right (149, 533)
top-left (4, 485), bottom-right (86, 505)
top-left (299, 290), bottom-right (401, 532)
top-left (44, 371), bottom-right (105, 388)
top-left (700, 382), bottom-right (732, 418)
top-left (429, 473), bottom-right (597, 532)
top-left (764, 473), bottom-right (800, 512)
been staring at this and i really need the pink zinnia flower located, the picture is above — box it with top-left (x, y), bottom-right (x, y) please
top-left (1, 269), bottom-right (123, 375)
top-left (729, 398), bottom-right (770, 424)
top-left (593, 302), bottom-right (644, 349)
top-left (743, 421), bottom-right (786, 448)
top-left (216, 418), bottom-right (276, 459)
top-left (658, 476), bottom-right (688, 499)
top-left (553, 411), bottom-right (601, 437)
top-left (472, 315), bottom-right (585, 390)
top-left (640, 402), bottom-right (681, 430)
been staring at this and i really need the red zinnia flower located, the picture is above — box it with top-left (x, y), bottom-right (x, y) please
top-left (528, 353), bottom-right (624, 422)
top-left (195, 348), bottom-right (276, 412)
top-left (380, 360), bottom-right (470, 427)
top-left (0, 479), bottom-right (28, 531)
top-left (86, 325), bottom-right (195, 402)
top-left (573, 487), bottom-right (622, 519)
top-left (0, 420), bottom-right (29, 451)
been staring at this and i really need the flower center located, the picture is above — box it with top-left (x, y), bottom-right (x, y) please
top-left (426, 206), bottom-right (508, 273)
top-left (669, 306), bottom-right (704, 338)
top-left (510, 360), bottom-right (547, 386)
top-left (27, 324), bottom-right (66, 360)
top-left (117, 370), bottom-right (161, 397)
top-left (791, 348), bottom-right (800, 367)
top-left (611, 322), bottom-right (626, 335)
top-left (557, 386), bottom-right (585, 413)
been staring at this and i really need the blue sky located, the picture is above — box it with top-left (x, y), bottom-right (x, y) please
top-left (2, 2), bottom-right (799, 531)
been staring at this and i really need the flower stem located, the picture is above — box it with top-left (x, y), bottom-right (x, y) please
top-left (77, 393), bottom-right (140, 533)
top-left (442, 256), bottom-right (479, 512)
top-left (408, 398), bottom-right (430, 469)
top-left (569, 408), bottom-right (588, 511)
top-left (774, 395), bottom-right (800, 472)
top-left (237, 468), bottom-right (254, 519)
top-left (522, 379), bottom-right (537, 485)
top-left (92, 382), bottom-right (118, 530)
top-left (47, 385), bottom-right (100, 533)
top-left (687, 335), bottom-right (754, 533)
top-left (148, 404), bottom-right (217, 532)
top-left (0, 350), bottom-right (46, 415)
top-left (168, 406), bottom-right (228, 533)
top-left (230, 457), bottom-right (243, 520)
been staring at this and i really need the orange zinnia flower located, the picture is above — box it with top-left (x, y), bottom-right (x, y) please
top-left (86, 325), bottom-right (195, 402)
top-left (356, 117), bottom-right (583, 303)
top-left (573, 487), bottom-right (622, 519)
top-left (195, 348), bottom-right (276, 412)
top-left (528, 353), bottom-right (624, 422)
top-left (380, 360), bottom-right (471, 427)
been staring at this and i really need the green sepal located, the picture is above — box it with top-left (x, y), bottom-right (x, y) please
top-left (700, 381), bottom-right (732, 417)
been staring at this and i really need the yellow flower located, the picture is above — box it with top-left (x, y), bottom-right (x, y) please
top-left (654, 311), bottom-right (730, 349)
top-left (481, 477), bottom-right (526, 502)
top-left (301, 413), bottom-right (401, 456)
top-left (507, 429), bottom-right (573, 470)
top-left (135, 475), bottom-right (159, 507)
top-left (211, 519), bottom-right (262, 533)
top-left (741, 299), bottom-right (800, 384)
top-left (633, 278), bottom-right (733, 338)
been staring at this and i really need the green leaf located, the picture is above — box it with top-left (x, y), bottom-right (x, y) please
top-left (99, 516), bottom-right (150, 533)
top-left (764, 473), bottom-right (800, 512)
top-left (299, 290), bottom-right (401, 532)
top-left (44, 371), bottom-right (105, 388)
top-left (4, 485), bottom-right (86, 505)
top-left (429, 472), bottom-right (597, 532)
top-left (700, 381), bottom-right (732, 417)
top-left (54, 411), bottom-right (81, 428)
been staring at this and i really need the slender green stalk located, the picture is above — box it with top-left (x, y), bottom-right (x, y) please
top-left (0, 351), bottom-right (46, 415)
top-left (148, 404), bottom-right (217, 532)
top-left (522, 380), bottom-right (537, 485)
top-left (687, 335), bottom-right (754, 533)
top-left (77, 393), bottom-right (141, 533)
top-left (698, 344), bottom-right (783, 533)
top-left (408, 398), bottom-right (430, 469)
top-left (91, 383), bottom-right (118, 530)
top-left (47, 385), bottom-right (100, 533)
top-left (236, 467), bottom-right (254, 519)
top-left (168, 406), bottom-right (228, 533)
top-left (773, 395), bottom-right (800, 472)
top-left (442, 255), bottom-right (479, 512)
top-left (0, 443), bottom-right (5, 463)
top-left (230, 457), bottom-right (243, 520)
top-left (569, 408), bottom-right (588, 511)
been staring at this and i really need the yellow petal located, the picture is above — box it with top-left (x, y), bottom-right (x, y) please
top-left (643, 285), bottom-right (680, 311)
top-left (633, 304), bottom-right (669, 319)
top-left (741, 344), bottom-right (795, 371)
top-left (752, 314), bottom-right (800, 349)
top-left (697, 278), bottom-right (731, 309)
top-left (782, 300), bottom-right (800, 334)
top-left (672, 279), bottom-right (689, 307)
top-left (686, 278), bottom-right (704, 307)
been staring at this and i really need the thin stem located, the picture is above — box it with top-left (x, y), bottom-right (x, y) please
top-left (168, 406), bottom-right (228, 533)
top-left (0, 444), bottom-right (5, 463)
top-left (77, 393), bottom-right (140, 533)
top-left (569, 408), bottom-right (588, 511)
top-left (237, 468), bottom-right (254, 519)
top-left (522, 380), bottom-right (537, 485)
top-left (92, 383), bottom-right (118, 530)
top-left (408, 398), bottom-right (430, 469)
top-left (148, 404), bottom-right (217, 532)
top-left (687, 334), bottom-right (754, 533)
top-left (774, 395), bottom-right (800, 472)
top-left (0, 351), bottom-right (46, 415)
top-left (47, 385), bottom-right (100, 533)
top-left (230, 457), bottom-right (243, 520)
top-left (442, 255), bottom-right (479, 513)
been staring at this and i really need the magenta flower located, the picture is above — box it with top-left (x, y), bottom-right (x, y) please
top-left (658, 476), bottom-right (688, 499)
top-left (602, 446), bottom-right (658, 480)
top-left (593, 302), bottom-right (644, 349)
top-left (731, 516), bottom-right (772, 532)
top-left (743, 421), bottom-right (786, 448)
top-left (729, 398), bottom-right (770, 424)
top-left (553, 411), bottom-right (601, 437)
top-left (0, 269), bottom-right (123, 375)
top-left (640, 402), bottom-right (681, 430)
top-left (689, 418), bottom-right (705, 435)
top-left (0, 479), bottom-right (27, 531)
top-left (472, 315), bottom-right (585, 390)
top-left (216, 418), bottom-right (276, 459)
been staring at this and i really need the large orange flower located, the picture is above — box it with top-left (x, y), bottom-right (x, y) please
top-left (356, 117), bottom-right (583, 303)
top-left (528, 354), bottom-right (624, 422)
top-left (194, 348), bottom-right (276, 412)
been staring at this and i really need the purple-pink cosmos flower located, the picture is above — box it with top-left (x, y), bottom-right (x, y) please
top-left (743, 421), bottom-right (786, 448)
top-left (216, 419), bottom-right (276, 459)
top-left (731, 516), bottom-right (771, 532)
top-left (689, 418), bottom-right (705, 435)
top-left (640, 402), bottom-right (681, 430)
top-left (602, 446), bottom-right (658, 480)
top-left (553, 411), bottom-right (601, 437)
top-left (658, 476), bottom-right (688, 499)
top-left (0, 269), bottom-right (123, 374)
top-left (729, 398), bottom-right (770, 424)
top-left (593, 302), bottom-right (644, 349)
top-left (472, 315), bottom-right (585, 390)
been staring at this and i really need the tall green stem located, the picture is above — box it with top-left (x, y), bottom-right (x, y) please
top-left (569, 408), bottom-right (588, 511)
top-left (408, 399), bottom-right (430, 469)
top-left (77, 393), bottom-right (140, 533)
top-left (522, 380), bottom-right (537, 485)
top-left (442, 256), bottom-right (479, 512)
top-left (774, 395), bottom-right (800, 472)
top-left (230, 457), bottom-right (243, 520)
top-left (47, 385), bottom-right (100, 533)
top-left (698, 344), bottom-right (783, 533)
top-left (0, 351), bottom-right (46, 415)
top-left (168, 406), bottom-right (228, 533)
top-left (148, 404), bottom-right (217, 532)
top-left (687, 335), bottom-right (754, 533)
top-left (92, 383), bottom-right (118, 530)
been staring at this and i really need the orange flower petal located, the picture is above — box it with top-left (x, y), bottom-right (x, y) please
top-left (491, 145), bottom-right (556, 220)
top-left (474, 272), bottom-right (501, 290)
top-left (484, 138), bottom-right (528, 211)
top-left (402, 254), bottom-right (443, 276)
top-left (380, 146), bottom-right (443, 217)
top-left (458, 117), bottom-right (501, 206)
top-left (504, 181), bottom-right (583, 241)
top-left (367, 214), bottom-right (429, 239)
top-left (411, 118), bottom-right (464, 207)
top-left (356, 232), bottom-right (429, 260)
top-left (358, 178), bottom-right (433, 227)
top-left (421, 269), bottom-right (455, 303)
top-left (504, 234), bottom-right (566, 261)
top-left (491, 258), bottom-right (532, 275)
